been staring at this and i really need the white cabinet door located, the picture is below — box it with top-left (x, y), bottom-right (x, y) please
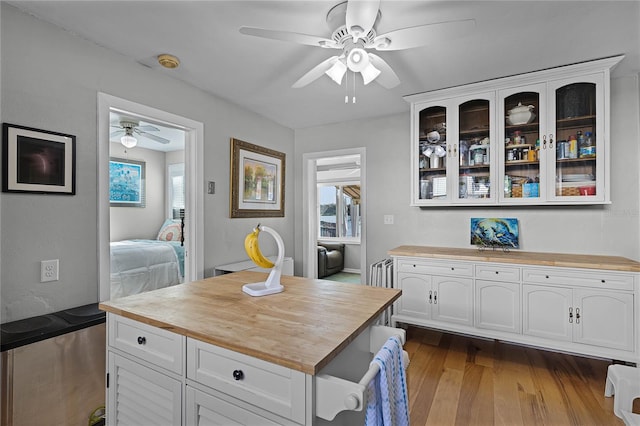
top-left (475, 280), bottom-right (521, 334)
top-left (108, 352), bottom-right (182, 426)
top-left (431, 276), bottom-right (473, 326)
top-left (186, 386), bottom-right (280, 426)
top-left (396, 272), bottom-right (431, 320)
top-left (523, 285), bottom-right (572, 342)
top-left (573, 289), bottom-right (634, 351)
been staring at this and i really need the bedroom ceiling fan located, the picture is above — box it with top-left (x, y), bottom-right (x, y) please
top-left (239, 0), bottom-right (475, 89)
top-left (110, 120), bottom-right (171, 149)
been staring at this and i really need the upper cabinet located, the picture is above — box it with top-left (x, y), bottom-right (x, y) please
top-left (406, 56), bottom-right (623, 207)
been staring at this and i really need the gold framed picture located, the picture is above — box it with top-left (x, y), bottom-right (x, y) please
top-left (230, 138), bottom-right (285, 218)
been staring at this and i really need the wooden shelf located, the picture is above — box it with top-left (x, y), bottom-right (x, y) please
top-left (505, 160), bottom-right (539, 166)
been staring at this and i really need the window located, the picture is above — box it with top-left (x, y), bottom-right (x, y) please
top-left (168, 163), bottom-right (184, 219)
top-left (318, 183), bottom-right (360, 241)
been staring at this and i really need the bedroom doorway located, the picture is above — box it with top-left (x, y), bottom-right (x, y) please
top-left (97, 93), bottom-right (204, 301)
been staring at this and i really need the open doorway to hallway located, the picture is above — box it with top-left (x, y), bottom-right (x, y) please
top-left (302, 148), bottom-right (366, 284)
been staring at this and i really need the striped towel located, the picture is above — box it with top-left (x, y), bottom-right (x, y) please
top-left (365, 335), bottom-right (409, 426)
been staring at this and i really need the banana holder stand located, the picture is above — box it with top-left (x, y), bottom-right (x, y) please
top-left (243, 224), bottom-right (285, 296)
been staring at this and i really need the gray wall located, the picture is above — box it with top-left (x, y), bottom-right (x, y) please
top-left (1, 4), bottom-right (294, 322)
top-left (294, 76), bottom-right (640, 278)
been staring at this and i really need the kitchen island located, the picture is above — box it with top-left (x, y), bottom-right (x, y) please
top-left (99, 271), bottom-right (402, 425)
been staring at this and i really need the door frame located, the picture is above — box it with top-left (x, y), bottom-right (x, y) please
top-left (97, 93), bottom-right (204, 301)
top-left (302, 148), bottom-right (366, 283)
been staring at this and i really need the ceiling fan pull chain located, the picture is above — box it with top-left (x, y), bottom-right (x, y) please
top-left (352, 72), bottom-right (356, 104)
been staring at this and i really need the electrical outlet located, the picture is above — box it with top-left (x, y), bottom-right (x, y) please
top-left (41, 259), bottom-right (59, 282)
top-left (383, 215), bottom-right (394, 225)
top-left (207, 181), bottom-right (215, 194)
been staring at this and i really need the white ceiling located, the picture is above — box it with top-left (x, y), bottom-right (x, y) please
top-left (9, 1), bottom-right (640, 130)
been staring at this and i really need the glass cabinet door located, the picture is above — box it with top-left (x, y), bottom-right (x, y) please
top-left (548, 76), bottom-right (603, 201)
top-left (457, 98), bottom-right (493, 201)
top-left (417, 105), bottom-right (448, 201)
top-left (499, 85), bottom-right (546, 202)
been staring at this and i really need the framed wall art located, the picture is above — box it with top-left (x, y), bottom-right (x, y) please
top-left (2, 123), bottom-right (76, 194)
top-left (470, 217), bottom-right (520, 250)
top-left (109, 157), bottom-right (146, 207)
top-left (230, 138), bottom-right (285, 218)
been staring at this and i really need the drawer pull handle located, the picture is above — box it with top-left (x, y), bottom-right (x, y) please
top-left (428, 291), bottom-right (433, 304)
top-left (434, 291), bottom-right (438, 304)
top-left (576, 308), bottom-right (580, 324)
top-left (569, 307), bottom-right (573, 323)
top-left (137, 336), bottom-right (146, 345)
top-left (233, 369), bottom-right (244, 381)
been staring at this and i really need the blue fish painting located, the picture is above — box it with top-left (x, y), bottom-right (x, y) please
top-left (470, 218), bottom-right (519, 249)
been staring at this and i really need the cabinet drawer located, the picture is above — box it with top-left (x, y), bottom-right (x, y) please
top-left (522, 268), bottom-right (634, 291)
top-left (475, 265), bottom-right (520, 282)
top-left (108, 314), bottom-right (184, 374)
top-left (187, 339), bottom-right (306, 424)
top-left (397, 258), bottom-right (473, 277)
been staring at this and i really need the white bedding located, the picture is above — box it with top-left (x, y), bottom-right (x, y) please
top-left (110, 240), bottom-right (182, 298)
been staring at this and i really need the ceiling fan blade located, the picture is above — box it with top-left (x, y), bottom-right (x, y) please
top-left (136, 124), bottom-right (160, 132)
top-left (368, 53), bottom-right (400, 88)
top-left (239, 27), bottom-right (339, 48)
top-left (345, 0), bottom-right (380, 41)
top-left (137, 131), bottom-right (171, 144)
top-left (110, 130), bottom-right (125, 138)
top-left (292, 56), bottom-right (341, 88)
top-left (374, 19), bottom-right (476, 51)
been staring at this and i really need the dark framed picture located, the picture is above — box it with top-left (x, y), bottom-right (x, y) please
top-left (109, 157), bottom-right (146, 207)
top-left (2, 123), bottom-right (76, 194)
top-left (230, 138), bottom-right (285, 218)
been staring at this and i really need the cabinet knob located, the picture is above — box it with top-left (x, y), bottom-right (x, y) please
top-left (495, 271), bottom-right (499, 274)
top-left (545, 275), bottom-right (550, 279)
top-left (451, 267), bottom-right (455, 271)
top-left (542, 135), bottom-right (547, 149)
top-left (233, 369), bottom-right (244, 381)
top-left (601, 279), bottom-right (606, 283)
top-left (137, 336), bottom-right (146, 345)
top-left (549, 134), bottom-right (554, 148)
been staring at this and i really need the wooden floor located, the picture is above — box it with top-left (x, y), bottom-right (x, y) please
top-left (404, 326), bottom-right (627, 426)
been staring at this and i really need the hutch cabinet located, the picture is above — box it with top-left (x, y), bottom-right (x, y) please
top-left (406, 56), bottom-right (623, 206)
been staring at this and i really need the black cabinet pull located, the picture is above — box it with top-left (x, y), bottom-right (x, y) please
top-left (233, 370), bottom-right (244, 381)
top-left (495, 271), bottom-right (499, 274)
top-left (137, 336), bottom-right (146, 345)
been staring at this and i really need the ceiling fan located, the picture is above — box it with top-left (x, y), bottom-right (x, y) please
top-left (110, 120), bottom-right (171, 149)
top-left (239, 0), bottom-right (475, 89)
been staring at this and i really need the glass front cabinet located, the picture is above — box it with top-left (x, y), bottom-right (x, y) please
top-left (408, 56), bottom-right (622, 206)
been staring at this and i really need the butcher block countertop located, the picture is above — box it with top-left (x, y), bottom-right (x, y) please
top-left (389, 245), bottom-right (640, 272)
top-left (99, 271), bottom-right (400, 375)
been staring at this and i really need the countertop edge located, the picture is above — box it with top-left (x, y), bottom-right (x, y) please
top-left (388, 246), bottom-right (640, 272)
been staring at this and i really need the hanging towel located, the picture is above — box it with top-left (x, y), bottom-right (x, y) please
top-left (365, 335), bottom-right (409, 426)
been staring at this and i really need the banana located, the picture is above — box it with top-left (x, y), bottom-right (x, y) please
top-left (244, 228), bottom-right (275, 269)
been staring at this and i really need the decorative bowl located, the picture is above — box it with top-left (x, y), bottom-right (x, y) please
top-left (507, 102), bottom-right (536, 125)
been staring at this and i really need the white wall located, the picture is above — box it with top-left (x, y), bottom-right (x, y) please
top-left (0, 4), bottom-right (294, 322)
top-left (109, 143), bottom-right (167, 241)
top-left (294, 76), bottom-right (640, 277)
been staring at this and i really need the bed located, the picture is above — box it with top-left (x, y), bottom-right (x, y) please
top-left (110, 219), bottom-right (185, 298)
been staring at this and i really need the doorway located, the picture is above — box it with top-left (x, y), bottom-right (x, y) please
top-left (97, 93), bottom-right (204, 301)
top-left (302, 148), bottom-right (366, 284)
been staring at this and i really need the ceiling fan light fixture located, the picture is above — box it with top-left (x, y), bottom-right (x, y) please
top-left (325, 60), bottom-right (348, 84)
top-left (121, 135), bottom-right (138, 148)
top-left (361, 62), bottom-right (381, 85)
top-left (346, 47), bottom-right (369, 72)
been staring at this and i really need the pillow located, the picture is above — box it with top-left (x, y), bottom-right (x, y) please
top-left (157, 219), bottom-right (182, 242)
